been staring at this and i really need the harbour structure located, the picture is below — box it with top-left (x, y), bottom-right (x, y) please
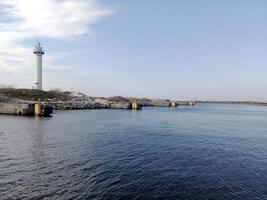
top-left (109, 102), bottom-right (131, 109)
top-left (0, 103), bottom-right (35, 115)
top-left (34, 102), bottom-right (53, 116)
top-left (33, 42), bottom-right (45, 90)
top-left (131, 101), bottom-right (142, 110)
top-left (177, 101), bottom-right (197, 106)
top-left (0, 103), bottom-right (53, 117)
top-left (170, 101), bottom-right (178, 107)
top-left (109, 102), bottom-right (142, 110)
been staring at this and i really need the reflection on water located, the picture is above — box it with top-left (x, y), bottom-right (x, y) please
top-left (1, 104), bottom-right (267, 200)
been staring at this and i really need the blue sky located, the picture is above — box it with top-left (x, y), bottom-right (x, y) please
top-left (0, 0), bottom-right (267, 100)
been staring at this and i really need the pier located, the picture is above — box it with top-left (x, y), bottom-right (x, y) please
top-left (0, 103), bottom-right (53, 117)
top-left (109, 102), bottom-right (142, 110)
top-left (0, 103), bottom-right (35, 116)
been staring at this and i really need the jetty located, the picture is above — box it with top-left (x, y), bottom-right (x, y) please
top-left (109, 101), bottom-right (142, 110)
top-left (176, 101), bottom-right (197, 106)
top-left (0, 103), bottom-right (53, 117)
top-left (0, 88), bottom-right (199, 116)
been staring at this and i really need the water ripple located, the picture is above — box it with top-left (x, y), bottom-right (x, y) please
top-left (0, 105), bottom-right (267, 199)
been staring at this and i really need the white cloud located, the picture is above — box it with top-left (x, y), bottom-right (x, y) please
top-left (1, 0), bottom-right (113, 40)
top-left (0, 0), bottom-right (115, 89)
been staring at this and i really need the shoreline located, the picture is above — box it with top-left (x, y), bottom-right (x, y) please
top-left (199, 101), bottom-right (267, 106)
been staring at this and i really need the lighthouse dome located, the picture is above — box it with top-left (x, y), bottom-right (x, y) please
top-left (33, 41), bottom-right (45, 54)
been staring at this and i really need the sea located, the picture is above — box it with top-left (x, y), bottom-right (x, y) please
top-left (0, 103), bottom-right (267, 200)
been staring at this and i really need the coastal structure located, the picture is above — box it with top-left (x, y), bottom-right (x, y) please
top-left (131, 101), bottom-right (142, 110)
top-left (108, 102), bottom-right (142, 110)
top-left (0, 102), bottom-right (52, 116)
top-left (170, 101), bottom-right (178, 107)
top-left (0, 103), bottom-right (35, 115)
top-left (33, 42), bottom-right (45, 90)
top-left (176, 101), bottom-right (197, 106)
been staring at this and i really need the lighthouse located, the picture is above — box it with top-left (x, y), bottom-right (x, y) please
top-left (33, 42), bottom-right (45, 90)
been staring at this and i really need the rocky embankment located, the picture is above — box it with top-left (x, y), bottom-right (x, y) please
top-left (0, 88), bottom-right (196, 110)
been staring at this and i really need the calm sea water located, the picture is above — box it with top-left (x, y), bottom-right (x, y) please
top-left (0, 104), bottom-right (267, 200)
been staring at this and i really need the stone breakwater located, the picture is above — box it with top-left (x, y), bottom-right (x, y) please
top-left (45, 99), bottom-right (196, 111)
top-left (45, 100), bottom-right (142, 110)
top-left (0, 88), bottom-right (197, 114)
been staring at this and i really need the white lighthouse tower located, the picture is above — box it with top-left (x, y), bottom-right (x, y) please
top-left (33, 42), bottom-right (45, 90)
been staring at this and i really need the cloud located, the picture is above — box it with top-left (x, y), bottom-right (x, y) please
top-left (0, 0), bottom-right (114, 40)
top-left (0, 0), bottom-right (115, 89)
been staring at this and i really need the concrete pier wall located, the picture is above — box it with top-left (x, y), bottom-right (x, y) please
top-left (109, 102), bottom-right (142, 110)
top-left (130, 102), bottom-right (142, 110)
top-left (170, 102), bottom-right (178, 107)
top-left (109, 102), bottom-right (131, 109)
top-left (0, 103), bottom-right (35, 115)
top-left (177, 101), bottom-right (197, 106)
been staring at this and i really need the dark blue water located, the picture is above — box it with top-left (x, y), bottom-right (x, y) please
top-left (1, 104), bottom-right (267, 200)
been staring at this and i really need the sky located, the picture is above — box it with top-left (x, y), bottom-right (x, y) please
top-left (0, 0), bottom-right (267, 101)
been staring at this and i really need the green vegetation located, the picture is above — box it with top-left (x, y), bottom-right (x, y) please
top-left (0, 88), bottom-right (72, 102)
